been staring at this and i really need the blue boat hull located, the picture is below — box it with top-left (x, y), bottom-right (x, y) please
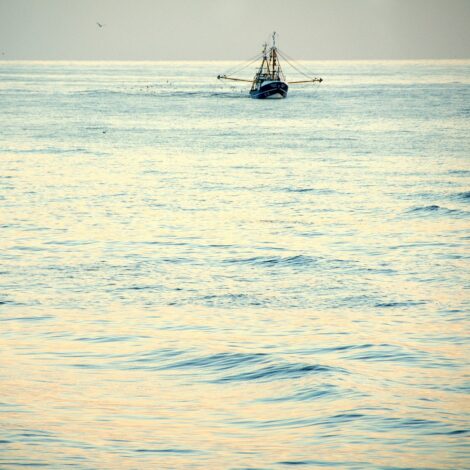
top-left (250, 81), bottom-right (288, 99)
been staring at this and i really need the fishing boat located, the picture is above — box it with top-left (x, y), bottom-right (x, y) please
top-left (217, 32), bottom-right (322, 99)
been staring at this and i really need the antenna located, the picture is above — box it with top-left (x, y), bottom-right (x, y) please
top-left (272, 31), bottom-right (276, 48)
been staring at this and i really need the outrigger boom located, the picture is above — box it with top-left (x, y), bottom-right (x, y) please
top-left (217, 76), bottom-right (323, 85)
top-left (217, 76), bottom-right (252, 83)
top-left (289, 78), bottom-right (323, 84)
top-left (217, 32), bottom-right (322, 99)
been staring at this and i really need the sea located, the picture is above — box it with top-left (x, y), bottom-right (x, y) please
top-left (0, 60), bottom-right (469, 469)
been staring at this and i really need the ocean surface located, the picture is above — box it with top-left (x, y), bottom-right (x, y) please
top-left (0, 60), bottom-right (469, 469)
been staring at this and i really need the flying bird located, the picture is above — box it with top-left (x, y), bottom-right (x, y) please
top-left (96, 22), bottom-right (105, 28)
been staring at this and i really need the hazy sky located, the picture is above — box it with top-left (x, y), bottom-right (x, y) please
top-left (1, 0), bottom-right (469, 60)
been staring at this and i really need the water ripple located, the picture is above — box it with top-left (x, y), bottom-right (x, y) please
top-left (1, 60), bottom-right (469, 469)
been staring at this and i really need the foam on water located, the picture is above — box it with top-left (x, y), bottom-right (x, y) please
top-left (0, 60), bottom-right (469, 468)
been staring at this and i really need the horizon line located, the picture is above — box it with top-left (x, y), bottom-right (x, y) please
top-left (1, 58), bottom-right (470, 62)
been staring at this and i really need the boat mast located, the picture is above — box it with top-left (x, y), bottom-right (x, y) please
top-left (271, 32), bottom-right (277, 79)
top-left (262, 42), bottom-right (269, 76)
top-left (252, 42), bottom-right (267, 90)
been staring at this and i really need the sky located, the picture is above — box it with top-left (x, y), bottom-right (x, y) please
top-left (0, 0), bottom-right (469, 60)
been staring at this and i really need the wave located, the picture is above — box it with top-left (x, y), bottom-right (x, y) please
top-left (224, 254), bottom-right (317, 267)
top-left (123, 349), bottom-right (345, 384)
top-left (0, 146), bottom-right (108, 156)
top-left (277, 459), bottom-right (366, 467)
top-left (260, 384), bottom-right (342, 403)
top-left (455, 191), bottom-right (470, 201)
top-left (408, 204), bottom-right (440, 212)
top-left (74, 335), bottom-right (143, 344)
top-left (283, 187), bottom-right (336, 194)
top-left (406, 205), bottom-right (467, 216)
top-left (135, 448), bottom-right (198, 454)
top-left (237, 411), bottom-right (464, 437)
top-left (0, 315), bottom-right (54, 322)
top-left (375, 300), bottom-right (427, 308)
top-left (216, 362), bottom-right (346, 384)
top-left (161, 351), bottom-right (268, 372)
top-left (347, 343), bottom-right (455, 367)
top-left (233, 412), bottom-right (366, 431)
top-left (285, 187), bottom-right (316, 193)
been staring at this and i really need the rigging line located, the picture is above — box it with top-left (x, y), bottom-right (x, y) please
top-left (277, 49), bottom-right (319, 79)
top-left (229, 54), bottom-right (263, 76)
top-left (277, 47), bottom-right (312, 72)
top-left (219, 56), bottom-right (256, 77)
top-left (221, 52), bottom-right (263, 77)
top-left (277, 51), bottom-right (313, 79)
top-left (282, 50), bottom-right (321, 80)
